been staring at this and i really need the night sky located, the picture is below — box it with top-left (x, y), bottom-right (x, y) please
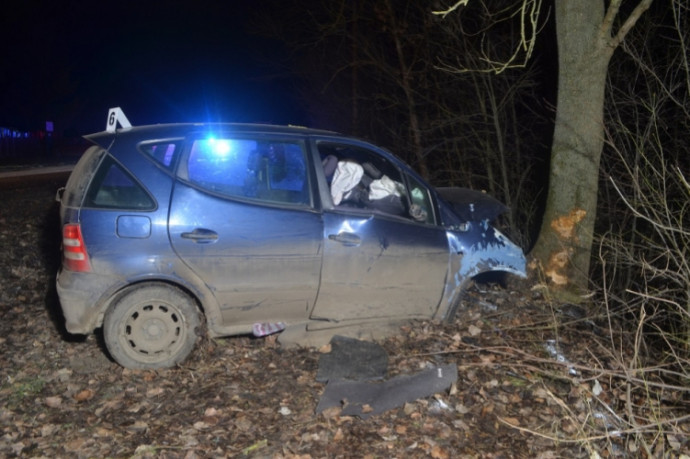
top-left (0, 1), bottom-right (303, 135)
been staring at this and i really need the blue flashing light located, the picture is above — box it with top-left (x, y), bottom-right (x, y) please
top-left (207, 137), bottom-right (231, 157)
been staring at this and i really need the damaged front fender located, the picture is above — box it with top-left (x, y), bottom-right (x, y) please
top-left (437, 221), bottom-right (526, 321)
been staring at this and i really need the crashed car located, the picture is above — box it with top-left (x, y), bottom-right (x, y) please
top-left (56, 108), bottom-right (526, 369)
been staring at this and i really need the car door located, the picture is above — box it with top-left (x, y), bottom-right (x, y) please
top-left (310, 140), bottom-right (449, 322)
top-left (169, 136), bottom-right (323, 325)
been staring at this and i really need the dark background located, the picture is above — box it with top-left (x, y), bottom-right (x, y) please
top-left (0, 1), bottom-right (303, 135)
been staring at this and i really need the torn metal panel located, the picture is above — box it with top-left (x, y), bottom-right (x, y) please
top-left (316, 363), bottom-right (458, 419)
top-left (434, 225), bottom-right (526, 320)
top-left (449, 225), bottom-right (527, 280)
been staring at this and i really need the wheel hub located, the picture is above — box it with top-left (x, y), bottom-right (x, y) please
top-left (143, 318), bottom-right (167, 340)
top-left (124, 304), bottom-right (183, 355)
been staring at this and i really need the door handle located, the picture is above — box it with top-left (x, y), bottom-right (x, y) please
top-left (328, 232), bottom-right (361, 247)
top-left (181, 228), bottom-right (218, 243)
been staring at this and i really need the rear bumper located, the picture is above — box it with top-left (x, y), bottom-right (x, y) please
top-left (56, 269), bottom-right (116, 335)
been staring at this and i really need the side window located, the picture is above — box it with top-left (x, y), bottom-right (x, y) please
top-left (405, 173), bottom-right (435, 224)
top-left (317, 142), bottom-right (409, 218)
top-left (186, 138), bottom-right (309, 205)
top-left (84, 156), bottom-right (155, 210)
top-left (139, 142), bottom-right (179, 169)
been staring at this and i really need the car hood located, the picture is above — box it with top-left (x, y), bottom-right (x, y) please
top-left (436, 187), bottom-right (508, 222)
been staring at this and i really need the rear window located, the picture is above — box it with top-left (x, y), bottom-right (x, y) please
top-left (84, 155), bottom-right (155, 210)
top-left (61, 145), bottom-right (106, 209)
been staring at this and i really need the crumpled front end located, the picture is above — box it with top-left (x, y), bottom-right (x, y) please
top-left (437, 221), bottom-right (526, 321)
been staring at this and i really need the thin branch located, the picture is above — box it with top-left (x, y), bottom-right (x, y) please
top-left (608, 176), bottom-right (690, 237)
top-left (498, 413), bottom-right (690, 443)
top-left (433, 0), bottom-right (544, 74)
top-left (601, 0), bottom-right (623, 39)
top-left (609, 0), bottom-right (655, 49)
top-left (431, 0), bottom-right (471, 18)
top-left (672, 0), bottom-right (690, 98)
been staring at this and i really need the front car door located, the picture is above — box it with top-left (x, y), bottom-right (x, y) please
top-left (310, 140), bottom-right (449, 323)
top-left (169, 135), bottom-right (323, 328)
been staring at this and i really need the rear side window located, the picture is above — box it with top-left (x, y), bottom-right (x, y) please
top-left (186, 138), bottom-right (310, 205)
top-left (139, 142), bottom-right (179, 169)
top-left (84, 156), bottom-right (155, 210)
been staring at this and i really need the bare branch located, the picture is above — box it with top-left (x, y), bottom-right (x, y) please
top-left (609, 0), bottom-right (655, 49)
top-left (431, 0), bottom-right (471, 19)
top-left (608, 176), bottom-right (690, 238)
top-left (601, 0), bottom-right (622, 39)
top-left (672, 0), bottom-right (690, 96)
top-left (434, 0), bottom-right (544, 74)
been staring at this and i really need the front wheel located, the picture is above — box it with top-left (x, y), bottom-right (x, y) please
top-left (103, 284), bottom-right (201, 369)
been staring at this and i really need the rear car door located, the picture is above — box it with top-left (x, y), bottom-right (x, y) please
top-left (169, 135), bottom-right (323, 325)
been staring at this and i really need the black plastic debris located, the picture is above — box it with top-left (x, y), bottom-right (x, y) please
top-left (316, 335), bottom-right (388, 383)
top-left (316, 336), bottom-right (458, 419)
top-left (316, 363), bottom-right (458, 419)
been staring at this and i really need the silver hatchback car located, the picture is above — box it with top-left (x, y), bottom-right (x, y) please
top-left (56, 108), bottom-right (526, 369)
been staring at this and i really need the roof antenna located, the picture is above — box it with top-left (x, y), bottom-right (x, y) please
top-left (106, 107), bottom-right (132, 133)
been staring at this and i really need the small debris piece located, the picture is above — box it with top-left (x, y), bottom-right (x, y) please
top-left (73, 389), bottom-right (94, 402)
top-left (592, 379), bottom-right (603, 396)
top-left (127, 421), bottom-right (149, 433)
top-left (241, 439), bottom-right (267, 455)
top-left (252, 322), bottom-right (286, 337)
top-left (468, 324), bottom-right (482, 336)
top-left (44, 396), bottom-right (62, 408)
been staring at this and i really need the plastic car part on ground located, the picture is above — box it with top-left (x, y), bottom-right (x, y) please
top-left (315, 336), bottom-right (458, 419)
top-left (315, 335), bottom-right (389, 382)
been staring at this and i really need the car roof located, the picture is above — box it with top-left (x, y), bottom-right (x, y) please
top-left (84, 123), bottom-right (340, 148)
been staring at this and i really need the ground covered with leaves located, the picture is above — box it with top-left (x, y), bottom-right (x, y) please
top-left (1, 179), bottom-right (688, 458)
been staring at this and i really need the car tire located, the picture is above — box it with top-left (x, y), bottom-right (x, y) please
top-left (103, 284), bottom-right (202, 369)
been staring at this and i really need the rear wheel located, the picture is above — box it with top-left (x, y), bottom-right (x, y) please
top-left (103, 284), bottom-right (201, 369)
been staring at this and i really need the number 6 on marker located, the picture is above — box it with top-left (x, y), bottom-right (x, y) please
top-left (106, 107), bottom-right (132, 132)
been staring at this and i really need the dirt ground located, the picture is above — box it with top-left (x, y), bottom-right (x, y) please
top-left (1, 179), bottom-right (688, 458)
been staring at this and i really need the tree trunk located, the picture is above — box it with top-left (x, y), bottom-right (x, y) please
top-left (531, 1), bottom-right (614, 294)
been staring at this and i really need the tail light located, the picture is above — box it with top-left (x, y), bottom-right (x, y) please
top-left (62, 224), bottom-right (91, 272)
